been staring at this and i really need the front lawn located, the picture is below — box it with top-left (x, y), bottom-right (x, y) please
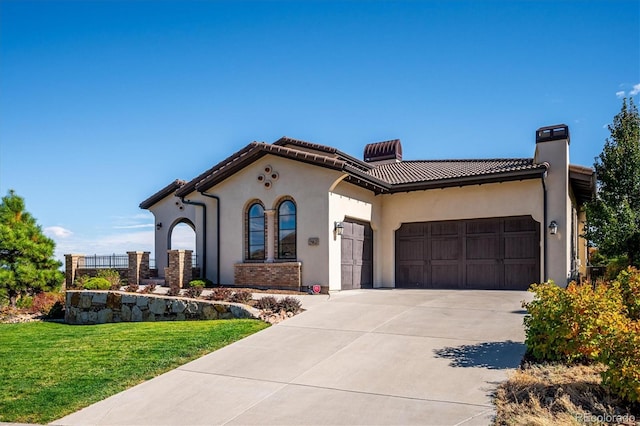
top-left (0, 319), bottom-right (269, 424)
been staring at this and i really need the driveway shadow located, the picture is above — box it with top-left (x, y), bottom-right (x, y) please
top-left (433, 340), bottom-right (525, 370)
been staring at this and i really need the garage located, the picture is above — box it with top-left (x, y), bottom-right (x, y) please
top-left (341, 220), bottom-right (373, 290)
top-left (395, 216), bottom-right (540, 290)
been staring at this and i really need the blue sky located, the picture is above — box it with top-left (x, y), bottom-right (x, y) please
top-left (1, 0), bottom-right (638, 264)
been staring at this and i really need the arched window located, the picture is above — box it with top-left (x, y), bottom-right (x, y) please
top-left (247, 203), bottom-right (265, 260)
top-left (277, 200), bottom-right (296, 259)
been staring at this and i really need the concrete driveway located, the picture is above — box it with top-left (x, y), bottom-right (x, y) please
top-left (53, 289), bottom-right (531, 426)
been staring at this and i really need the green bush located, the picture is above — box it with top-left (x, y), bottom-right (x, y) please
top-left (83, 277), bottom-right (111, 290)
top-left (73, 274), bottom-right (89, 290)
top-left (16, 295), bottom-right (33, 309)
top-left (605, 256), bottom-right (630, 281)
top-left (188, 280), bottom-right (206, 288)
top-left (97, 269), bottom-right (122, 290)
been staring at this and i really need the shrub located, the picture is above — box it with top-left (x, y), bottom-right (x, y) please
top-left (188, 279), bottom-right (207, 289)
top-left (189, 278), bottom-right (214, 288)
top-left (207, 287), bottom-right (232, 301)
top-left (16, 295), bottom-right (33, 309)
top-left (255, 296), bottom-right (279, 311)
top-left (30, 292), bottom-right (64, 315)
top-left (230, 290), bottom-right (252, 304)
top-left (278, 296), bottom-right (302, 314)
top-left (184, 286), bottom-right (203, 298)
top-left (524, 281), bottom-right (626, 363)
top-left (125, 283), bottom-right (139, 293)
top-left (73, 274), bottom-right (89, 290)
top-left (605, 256), bottom-right (630, 281)
top-left (613, 267), bottom-right (640, 320)
top-left (600, 318), bottom-right (640, 403)
top-left (139, 283), bottom-right (156, 294)
top-left (166, 286), bottom-right (181, 297)
top-left (83, 277), bottom-right (111, 290)
top-left (97, 269), bottom-right (122, 290)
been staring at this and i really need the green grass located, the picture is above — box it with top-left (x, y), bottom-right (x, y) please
top-left (0, 319), bottom-right (269, 424)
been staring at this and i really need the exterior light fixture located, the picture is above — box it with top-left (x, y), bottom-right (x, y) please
top-left (156, 222), bottom-right (162, 230)
top-left (334, 221), bottom-right (344, 236)
top-left (548, 220), bottom-right (558, 235)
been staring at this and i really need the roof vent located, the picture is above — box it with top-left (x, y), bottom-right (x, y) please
top-left (536, 124), bottom-right (570, 144)
top-left (363, 139), bottom-right (402, 163)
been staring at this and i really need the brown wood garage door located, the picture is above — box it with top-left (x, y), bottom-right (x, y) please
top-left (395, 216), bottom-right (540, 290)
top-left (341, 220), bottom-right (373, 290)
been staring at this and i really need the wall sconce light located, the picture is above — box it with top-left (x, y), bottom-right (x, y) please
top-left (334, 221), bottom-right (344, 236)
top-left (156, 222), bottom-right (162, 230)
top-left (548, 220), bottom-right (558, 235)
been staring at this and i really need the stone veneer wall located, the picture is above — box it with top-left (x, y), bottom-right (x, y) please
top-left (234, 262), bottom-right (301, 291)
top-left (65, 290), bottom-right (258, 325)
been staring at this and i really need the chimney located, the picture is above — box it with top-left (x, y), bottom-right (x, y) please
top-left (363, 139), bottom-right (402, 165)
top-left (534, 124), bottom-right (571, 287)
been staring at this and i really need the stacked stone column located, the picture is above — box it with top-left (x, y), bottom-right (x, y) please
top-left (127, 251), bottom-right (150, 285)
top-left (164, 250), bottom-right (193, 289)
top-left (64, 254), bottom-right (86, 289)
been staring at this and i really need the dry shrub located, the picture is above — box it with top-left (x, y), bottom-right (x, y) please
top-left (494, 364), bottom-right (638, 426)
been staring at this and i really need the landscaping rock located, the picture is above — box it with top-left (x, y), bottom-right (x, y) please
top-left (136, 296), bottom-right (149, 307)
top-left (121, 304), bottom-right (132, 321)
top-left (79, 293), bottom-right (92, 309)
top-left (132, 306), bottom-right (143, 322)
top-left (122, 294), bottom-right (137, 304)
top-left (171, 299), bottom-right (186, 314)
top-left (149, 298), bottom-right (166, 315)
top-left (92, 292), bottom-right (108, 305)
top-left (97, 308), bottom-right (112, 324)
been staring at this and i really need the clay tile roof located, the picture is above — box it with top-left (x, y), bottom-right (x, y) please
top-left (368, 158), bottom-right (546, 186)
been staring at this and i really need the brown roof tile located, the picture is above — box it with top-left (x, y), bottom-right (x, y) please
top-left (368, 158), bottom-right (546, 185)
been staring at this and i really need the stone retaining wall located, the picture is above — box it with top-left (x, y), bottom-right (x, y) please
top-left (65, 290), bottom-right (259, 325)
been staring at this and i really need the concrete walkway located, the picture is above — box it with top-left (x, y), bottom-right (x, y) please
top-left (53, 289), bottom-right (531, 426)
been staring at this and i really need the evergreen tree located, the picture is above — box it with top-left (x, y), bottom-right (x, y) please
top-left (0, 190), bottom-right (63, 306)
top-left (586, 98), bottom-right (640, 266)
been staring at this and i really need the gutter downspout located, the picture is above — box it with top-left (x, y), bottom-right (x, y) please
top-left (180, 197), bottom-right (206, 279)
top-left (199, 192), bottom-right (220, 285)
top-left (542, 171), bottom-right (548, 282)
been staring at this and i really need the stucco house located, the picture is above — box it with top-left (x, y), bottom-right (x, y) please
top-left (140, 124), bottom-right (595, 291)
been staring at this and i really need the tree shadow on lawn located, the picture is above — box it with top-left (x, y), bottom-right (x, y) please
top-left (434, 340), bottom-right (526, 370)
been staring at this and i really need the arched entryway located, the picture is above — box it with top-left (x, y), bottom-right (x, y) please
top-left (168, 219), bottom-right (196, 264)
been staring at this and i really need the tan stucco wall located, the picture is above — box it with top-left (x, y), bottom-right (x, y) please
top-left (148, 196), bottom-right (198, 276)
top-left (180, 155), bottom-right (344, 286)
top-left (377, 179), bottom-right (545, 287)
top-left (535, 137), bottom-right (571, 286)
top-left (328, 180), bottom-right (382, 290)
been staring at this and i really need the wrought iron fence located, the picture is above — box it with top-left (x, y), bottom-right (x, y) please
top-left (80, 254), bottom-right (129, 269)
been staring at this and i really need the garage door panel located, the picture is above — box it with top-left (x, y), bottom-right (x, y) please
top-left (504, 235), bottom-right (538, 259)
top-left (466, 219), bottom-right (500, 234)
top-left (431, 238), bottom-right (460, 260)
top-left (505, 217), bottom-right (537, 232)
top-left (431, 222), bottom-right (459, 236)
top-left (431, 265), bottom-right (460, 288)
top-left (505, 264), bottom-right (538, 289)
top-left (396, 216), bottom-right (539, 290)
top-left (466, 236), bottom-right (500, 259)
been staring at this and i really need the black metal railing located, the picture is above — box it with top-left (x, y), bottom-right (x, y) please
top-left (80, 254), bottom-right (129, 269)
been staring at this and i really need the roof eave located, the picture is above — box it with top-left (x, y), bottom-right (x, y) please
top-left (139, 179), bottom-right (186, 209)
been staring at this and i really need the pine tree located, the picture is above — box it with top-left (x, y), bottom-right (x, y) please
top-left (0, 190), bottom-right (64, 306)
top-left (586, 98), bottom-right (640, 266)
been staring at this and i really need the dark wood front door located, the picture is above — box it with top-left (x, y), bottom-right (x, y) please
top-left (341, 220), bottom-right (373, 290)
top-left (395, 216), bottom-right (540, 290)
